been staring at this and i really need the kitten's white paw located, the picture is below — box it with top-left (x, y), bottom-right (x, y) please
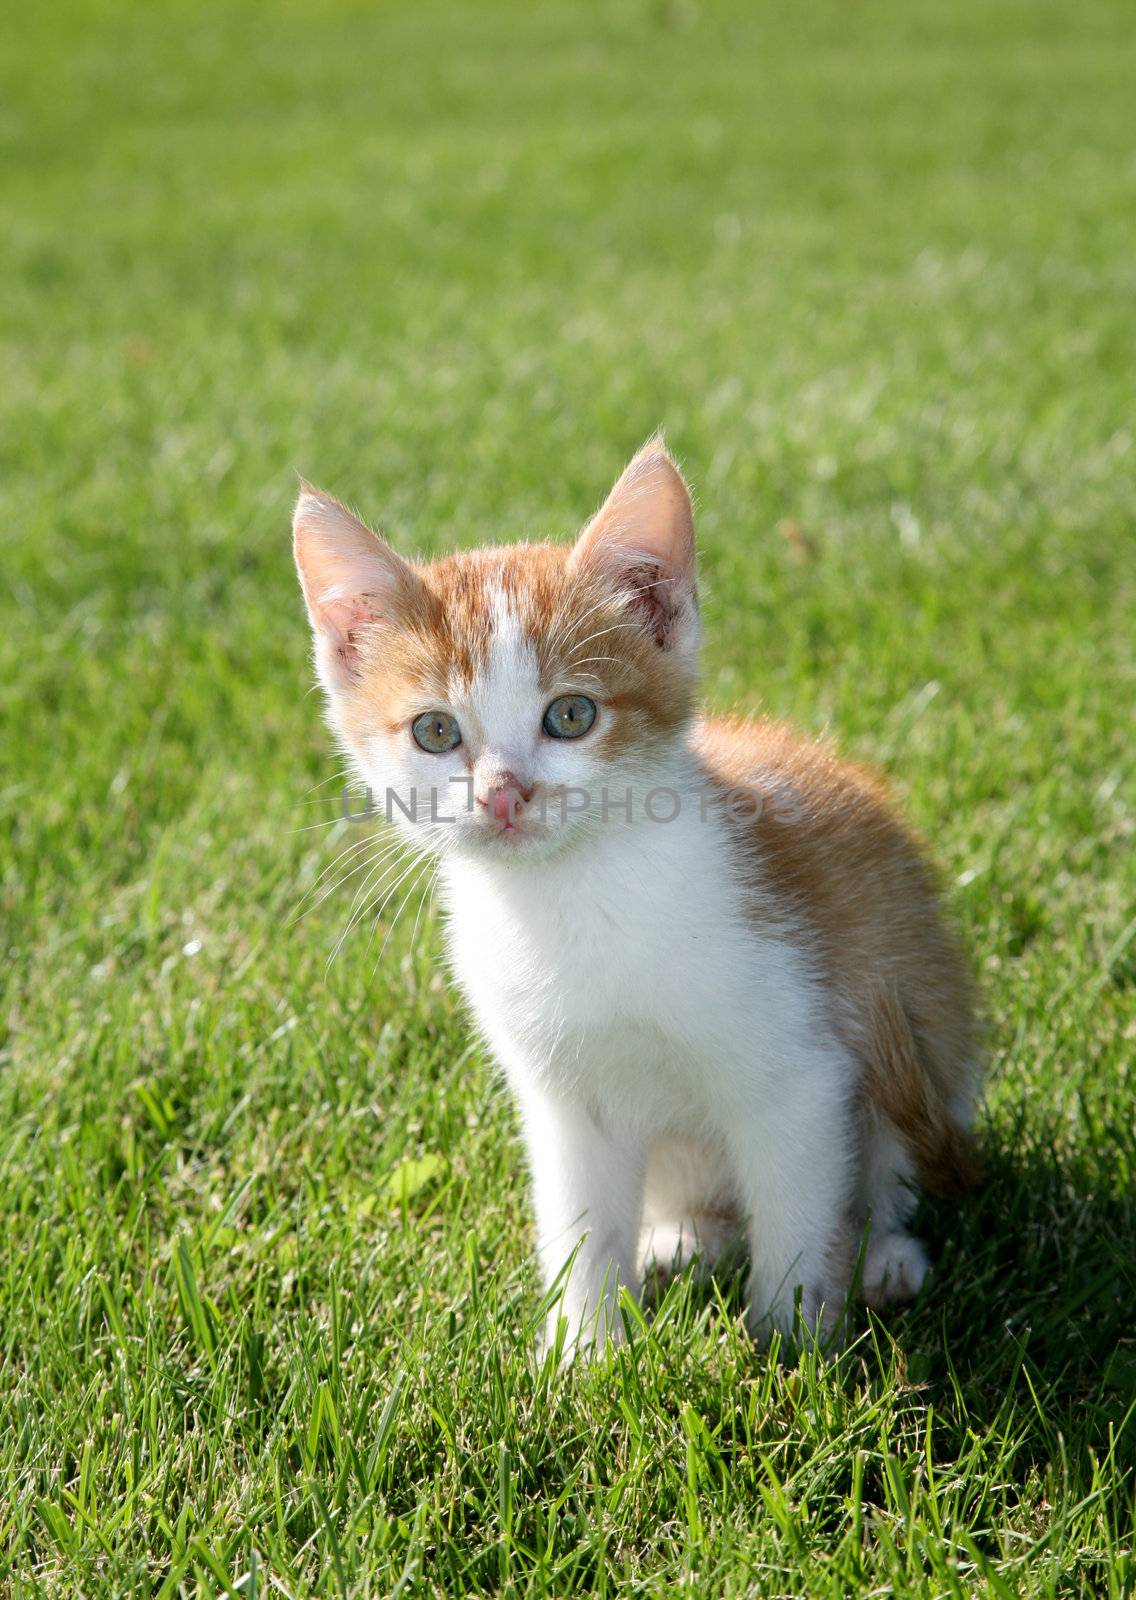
top-left (639, 1220), bottom-right (703, 1285)
top-left (862, 1231), bottom-right (930, 1307)
top-left (640, 1212), bottom-right (746, 1293)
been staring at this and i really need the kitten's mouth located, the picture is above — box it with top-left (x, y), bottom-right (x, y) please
top-left (478, 817), bottom-right (544, 849)
top-left (468, 808), bottom-right (567, 858)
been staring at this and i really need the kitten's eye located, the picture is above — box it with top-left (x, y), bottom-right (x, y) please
top-left (542, 695), bottom-right (597, 739)
top-left (412, 711), bottom-right (462, 753)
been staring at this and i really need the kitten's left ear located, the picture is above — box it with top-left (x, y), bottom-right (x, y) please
top-left (293, 482), bottom-right (421, 694)
top-left (569, 438), bottom-right (697, 650)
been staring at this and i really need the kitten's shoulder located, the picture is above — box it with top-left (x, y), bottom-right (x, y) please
top-left (691, 710), bottom-right (900, 831)
top-left (689, 707), bottom-right (946, 955)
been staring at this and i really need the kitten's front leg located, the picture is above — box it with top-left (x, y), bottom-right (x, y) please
top-left (516, 1085), bottom-right (645, 1358)
top-left (723, 1052), bottom-right (853, 1346)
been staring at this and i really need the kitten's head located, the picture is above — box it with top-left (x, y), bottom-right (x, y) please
top-left (293, 440), bottom-right (699, 860)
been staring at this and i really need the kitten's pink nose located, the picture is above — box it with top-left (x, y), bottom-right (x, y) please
top-left (492, 787), bottom-right (520, 824)
top-left (477, 771), bottom-right (532, 830)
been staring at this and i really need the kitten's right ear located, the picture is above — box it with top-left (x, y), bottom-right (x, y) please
top-left (292, 483), bottom-right (419, 693)
top-left (569, 439), bottom-right (697, 652)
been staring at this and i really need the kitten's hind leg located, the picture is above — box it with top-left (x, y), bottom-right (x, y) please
top-left (859, 1115), bottom-right (930, 1307)
top-left (639, 1211), bottom-right (746, 1289)
top-left (638, 1138), bottom-right (743, 1287)
top-left (861, 1230), bottom-right (930, 1306)
top-left (854, 986), bottom-right (985, 1310)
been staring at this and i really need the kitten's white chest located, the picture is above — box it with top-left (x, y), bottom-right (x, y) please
top-left (445, 835), bottom-right (679, 1036)
top-left (440, 812), bottom-right (799, 1127)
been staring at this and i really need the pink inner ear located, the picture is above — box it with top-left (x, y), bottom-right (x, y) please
top-left (618, 556), bottom-right (684, 648)
top-left (318, 591), bottom-right (383, 643)
top-left (316, 591), bottom-right (386, 678)
top-left (571, 445), bottom-right (696, 605)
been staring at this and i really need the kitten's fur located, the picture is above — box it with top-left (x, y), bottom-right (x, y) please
top-left (293, 441), bottom-right (981, 1353)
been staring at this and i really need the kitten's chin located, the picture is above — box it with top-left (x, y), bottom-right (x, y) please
top-left (456, 819), bottom-right (582, 864)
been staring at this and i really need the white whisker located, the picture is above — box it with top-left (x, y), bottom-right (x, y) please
top-left (303, 830), bottom-right (402, 901)
top-left (563, 618), bottom-right (641, 658)
top-left (321, 840), bottom-right (416, 953)
top-left (290, 813), bottom-right (365, 836)
top-left (548, 576), bottom-right (672, 660)
top-left (300, 766), bottom-right (354, 799)
top-left (569, 654), bottom-right (622, 671)
top-left (292, 835), bottom-right (406, 927)
top-left (372, 852), bottom-right (439, 973)
top-left (405, 858), bottom-right (444, 966)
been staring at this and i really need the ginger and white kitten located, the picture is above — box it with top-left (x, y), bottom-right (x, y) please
top-left (293, 441), bottom-right (982, 1353)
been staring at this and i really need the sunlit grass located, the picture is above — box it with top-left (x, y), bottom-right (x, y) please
top-left (1, 0), bottom-right (1134, 1592)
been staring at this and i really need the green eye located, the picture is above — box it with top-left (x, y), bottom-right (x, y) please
top-left (412, 711), bottom-right (462, 753)
top-left (542, 694), bottom-right (597, 740)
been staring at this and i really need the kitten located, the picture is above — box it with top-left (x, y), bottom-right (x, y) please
top-left (292, 440), bottom-right (982, 1354)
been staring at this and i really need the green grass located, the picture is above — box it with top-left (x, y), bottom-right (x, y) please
top-left (2, 0), bottom-right (1135, 1592)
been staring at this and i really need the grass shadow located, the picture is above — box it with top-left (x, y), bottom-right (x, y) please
top-left (642, 1122), bottom-right (1136, 1496)
top-left (908, 1128), bottom-right (1136, 1479)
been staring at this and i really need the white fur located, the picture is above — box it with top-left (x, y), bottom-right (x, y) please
top-left (856, 1115), bottom-right (928, 1306)
top-left (458, 585), bottom-right (544, 795)
top-left (862, 1232), bottom-right (930, 1307)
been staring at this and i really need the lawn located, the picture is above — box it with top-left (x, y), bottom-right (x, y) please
top-left (2, 0), bottom-right (1135, 1592)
